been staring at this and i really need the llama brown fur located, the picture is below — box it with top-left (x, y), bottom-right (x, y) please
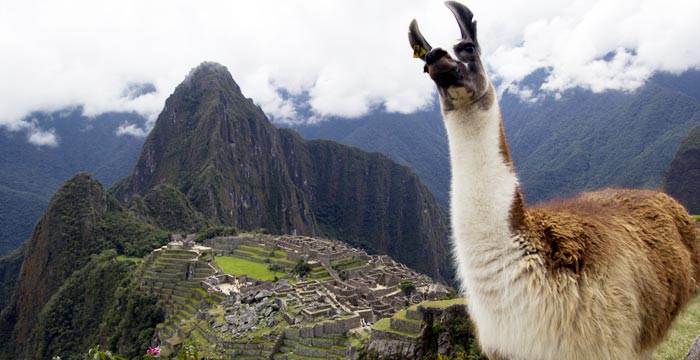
top-left (524, 189), bottom-right (700, 351)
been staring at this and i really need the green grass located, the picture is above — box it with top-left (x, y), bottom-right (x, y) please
top-left (372, 318), bottom-right (392, 332)
top-left (371, 317), bottom-right (420, 338)
top-left (692, 214), bottom-right (699, 221)
top-left (654, 295), bottom-right (700, 360)
top-left (419, 298), bottom-right (466, 309)
top-left (274, 249), bottom-right (287, 257)
top-left (239, 244), bottom-right (270, 253)
top-left (116, 255), bottom-right (143, 263)
top-left (235, 249), bottom-right (268, 259)
top-left (214, 256), bottom-right (278, 281)
top-left (394, 309), bottom-right (421, 323)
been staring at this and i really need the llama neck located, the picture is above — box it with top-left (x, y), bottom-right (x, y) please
top-left (443, 100), bottom-right (525, 272)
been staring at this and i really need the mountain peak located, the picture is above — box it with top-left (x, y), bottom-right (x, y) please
top-left (180, 61), bottom-right (242, 96)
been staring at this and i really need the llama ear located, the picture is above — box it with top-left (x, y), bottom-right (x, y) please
top-left (409, 19), bottom-right (432, 61)
top-left (445, 1), bottom-right (478, 47)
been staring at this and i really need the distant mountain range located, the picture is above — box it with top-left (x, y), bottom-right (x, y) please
top-left (501, 69), bottom-right (700, 204)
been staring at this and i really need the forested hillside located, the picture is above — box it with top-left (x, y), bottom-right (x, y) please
top-left (502, 70), bottom-right (700, 203)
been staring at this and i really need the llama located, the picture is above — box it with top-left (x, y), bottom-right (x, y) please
top-left (409, 2), bottom-right (700, 359)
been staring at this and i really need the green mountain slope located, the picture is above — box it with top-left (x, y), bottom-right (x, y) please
top-left (663, 126), bottom-right (700, 213)
top-left (279, 130), bottom-right (449, 276)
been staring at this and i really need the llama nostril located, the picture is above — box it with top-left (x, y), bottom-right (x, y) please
top-left (426, 48), bottom-right (449, 65)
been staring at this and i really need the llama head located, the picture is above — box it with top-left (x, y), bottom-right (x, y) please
top-left (409, 1), bottom-right (492, 111)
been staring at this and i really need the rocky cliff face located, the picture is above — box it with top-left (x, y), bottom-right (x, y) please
top-left (664, 126), bottom-right (700, 214)
top-left (113, 62), bottom-right (450, 280)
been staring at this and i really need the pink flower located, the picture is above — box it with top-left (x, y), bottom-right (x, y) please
top-left (146, 346), bottom-right (161, 355)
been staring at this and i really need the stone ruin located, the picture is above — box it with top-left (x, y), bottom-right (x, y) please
top-left (169, 233), bottom-right (197, 250)
top-left (203, 234), bottom-right (449, 325)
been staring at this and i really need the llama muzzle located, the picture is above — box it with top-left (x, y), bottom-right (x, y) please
top-left (425, 49), bottom-right (464, 88)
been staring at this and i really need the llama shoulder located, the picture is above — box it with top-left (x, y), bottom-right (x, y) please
top-left (521, 188), bottom-right (698, 276)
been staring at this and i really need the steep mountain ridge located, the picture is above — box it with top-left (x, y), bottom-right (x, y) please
top-left (279, 130), bottom-right (449, 272)
top-left (113, 62), bottom-right (318, 235)
top-left (12, 173), bottom-right (113, 356)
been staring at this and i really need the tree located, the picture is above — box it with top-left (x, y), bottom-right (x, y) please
top-left (399, 280), bottom-right (416, 304)
top-left (268, 264), bottom-right (285, 279)
top-left (291, 259), bottom-right (312, 278)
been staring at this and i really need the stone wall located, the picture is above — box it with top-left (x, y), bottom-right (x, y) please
top-left (390, 317), bottom-right (423, 334)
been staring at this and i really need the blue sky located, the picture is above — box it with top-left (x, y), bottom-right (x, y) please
top-left (1, 0), bottom-right (699, 146)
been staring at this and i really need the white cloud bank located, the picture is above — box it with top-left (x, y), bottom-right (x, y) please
top-left (1, 0), bottom-right (699, 141)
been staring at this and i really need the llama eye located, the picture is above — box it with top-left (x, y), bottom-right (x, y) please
top-left (455, 43), bottom-right (476, 56)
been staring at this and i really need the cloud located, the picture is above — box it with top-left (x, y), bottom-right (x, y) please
top-left (27, 128), bottom-right (58, 147)
top-left (23, 121), bottom-right (59, 147)
top-left (116, 123), bottom-right (148, 138)
top-left (480, 0), bottom-right (700, 96)
top-left (0, 0), bottom-right (698, 137)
